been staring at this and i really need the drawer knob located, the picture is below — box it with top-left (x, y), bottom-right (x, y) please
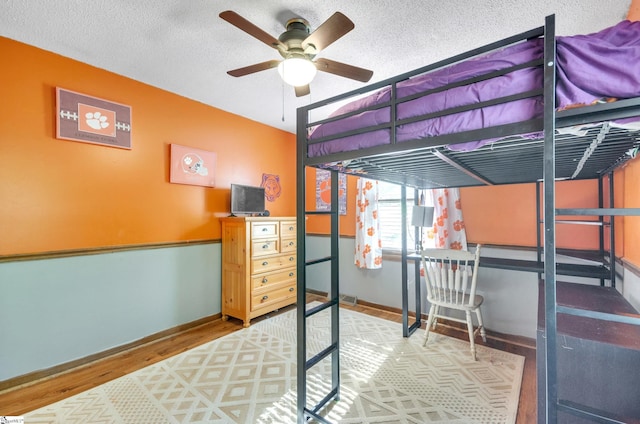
top-left (289, 257), bottom-right (294, 261)
top-left (262, 277), bottom-right (268, 284)
top-left (262, 295), bottom-right (269, 301)
top-left (289, 226), bottom-right (294, 231)
top-left (289, 242), bottom-right (294, 246)
top-left (262, 228), bottom-right (268, 232)
top-left (262, 261), bottom-right (268, 266)
top-left (289, 272), bottom-right (294, 277)
top-left (289, 287), bottom-right (294, 292)
top-left (262, 244), bottom-right (269, 249)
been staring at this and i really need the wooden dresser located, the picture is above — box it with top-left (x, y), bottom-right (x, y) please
top-left (220, 216), bottom-right (297, 327)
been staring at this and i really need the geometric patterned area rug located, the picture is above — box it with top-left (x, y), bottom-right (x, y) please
top-left (25, 304), bottom-right (524, 423)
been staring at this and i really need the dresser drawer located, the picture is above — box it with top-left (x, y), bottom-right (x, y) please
top-left (251, 221), bottom-right (279, 239)
top-left (251, 253), bottom-right (296, 274)
top-left (251, 268), bottom-right (296, 291)
top-left (251, 238), bottom-right (279, 257)
top-left (280, 237), bottom-right (297, 253)
top-left (280, 221), bottom-right (296, 238)
top-left (252, 282), bottom-right (296, 311)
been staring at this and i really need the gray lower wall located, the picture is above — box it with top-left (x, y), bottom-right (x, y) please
top-left (2, 236), bottom-right (637, 383)
top-left (305, 236), bottom-right (539, 338)
top-left (622, 266), bottom-right (640, 311)
top-left (0, 243), bottom-right (221, 382)
top-left (305, 235), bottom-right (638, 340)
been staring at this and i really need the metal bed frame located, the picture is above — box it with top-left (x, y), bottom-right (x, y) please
top-left (296, 15), bottom-right (640, 423)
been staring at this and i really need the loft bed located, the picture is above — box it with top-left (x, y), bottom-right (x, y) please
top-left (295, 15), bottom-right (640, 424)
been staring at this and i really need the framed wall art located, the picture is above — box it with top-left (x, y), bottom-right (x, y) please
top-left (56, 88), bottom-right (132, 149)
top-left (169, 144), bottom-right (216, 187)
top-left (261, 173), bottom-right (282, 202)
top-left (316, 169), bottom-right (347, 215)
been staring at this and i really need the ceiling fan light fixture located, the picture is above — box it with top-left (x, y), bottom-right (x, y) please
top-left (277, 56), bottom-right (317, 87)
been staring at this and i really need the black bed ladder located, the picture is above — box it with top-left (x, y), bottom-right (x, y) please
top-left (296, 170), bottom-right (341, 424)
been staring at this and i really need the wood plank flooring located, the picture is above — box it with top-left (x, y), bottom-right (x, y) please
top-left (0, 295), bottom-right (536, 422)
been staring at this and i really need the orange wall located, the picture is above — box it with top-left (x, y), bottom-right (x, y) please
top-left (629, 0), bottom-right (640, 21)
top-left (461, 183), bottom-right (538, 247)
top-left (461, 179), bottom-right (603, 250)
top-left (627, 0), bottom-right (640, 264)
top-left (623, 158), bottom-right (640, 265)
top-left (304, 162), bottom-right (640, 267)
top-left (0, 37), bottom-right (296, 255)
top-left (306, 166), bottom-right (605, 250)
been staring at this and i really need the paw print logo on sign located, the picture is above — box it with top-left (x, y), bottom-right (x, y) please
top-left (78, 103), bottom-right (116, 137)
top-left (85, 112), bottom-right (109, 130)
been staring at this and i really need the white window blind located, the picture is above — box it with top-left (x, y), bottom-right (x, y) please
top-left (377, 182), bottom-right (433, 251)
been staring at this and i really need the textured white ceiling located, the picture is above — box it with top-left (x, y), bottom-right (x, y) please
top-left (0, 0), bottom-right (632, 133)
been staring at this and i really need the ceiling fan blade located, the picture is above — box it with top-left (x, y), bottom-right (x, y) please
top-left (302, 12), bottom-right (354, 52)
top-left (315, 58), bottom-right (373, 83)
top-left (227, 60), bottom-right (281, 77)
top-left (295, 85), bottom-right (310, 97)
top-left (219, 11), bottom-right (286, 50)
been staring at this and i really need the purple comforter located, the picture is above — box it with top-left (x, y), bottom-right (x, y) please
top-left (308, 20), bottom-right (640, 155)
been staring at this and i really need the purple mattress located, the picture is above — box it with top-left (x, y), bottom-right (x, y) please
top-left (308, 20), bottom-right (640, 156)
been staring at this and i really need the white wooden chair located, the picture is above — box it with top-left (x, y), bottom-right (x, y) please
top-left (420, 245), bottom-right (486, 360)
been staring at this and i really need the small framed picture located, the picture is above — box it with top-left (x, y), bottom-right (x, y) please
top-left (169, 144), bottom-right (217, 187)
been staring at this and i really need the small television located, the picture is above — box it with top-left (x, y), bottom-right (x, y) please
top-left (230, 184), bottom-right (266, 216)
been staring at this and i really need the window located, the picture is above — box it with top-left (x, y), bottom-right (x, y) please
top-left (377, 181), bottom-right (434, 252)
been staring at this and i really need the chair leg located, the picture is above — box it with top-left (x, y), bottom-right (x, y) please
top-left (465, 311), bottom-right (477, 361)
top-left (424, 304), bottom-right (437, 346)
top-left (431, 305), bottom-right (440, 329)
top-left (475, 307), bottom-right (487, 343)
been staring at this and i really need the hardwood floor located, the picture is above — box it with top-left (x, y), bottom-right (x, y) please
top-left (0, 295), bottom-right (536, 422)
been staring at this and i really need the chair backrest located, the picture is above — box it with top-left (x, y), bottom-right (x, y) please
top-left (420, 245), bottom-right (481, 307)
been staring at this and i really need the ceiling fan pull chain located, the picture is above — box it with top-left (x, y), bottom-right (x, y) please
top-left (281, 79), bottom-right (285, 122)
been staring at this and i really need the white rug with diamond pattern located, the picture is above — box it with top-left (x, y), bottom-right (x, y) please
top-left (25, 305), bottom-right (524, 423)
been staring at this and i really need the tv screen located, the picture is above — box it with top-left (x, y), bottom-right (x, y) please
top-left (230, 184), bottom-right (266, 216)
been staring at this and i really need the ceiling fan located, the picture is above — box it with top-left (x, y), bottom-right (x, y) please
top-left (219, 10), bottom-right (373, 97)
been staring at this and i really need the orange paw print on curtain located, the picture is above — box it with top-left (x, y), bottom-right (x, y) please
top-left (453, 220), bottom-right (465, 231)
top-left (374, 256), bottom-right (382, 266)
top-left (367, 226), bottom-right (376, 236)
top-left (362, 244), bottom-right (372, 257)
top-left (450, 241), bottom-right (463, 250)
top-left (455, 199), bottom-right (462, 210)
top-left (358, 198), bottom-right (370, 212)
